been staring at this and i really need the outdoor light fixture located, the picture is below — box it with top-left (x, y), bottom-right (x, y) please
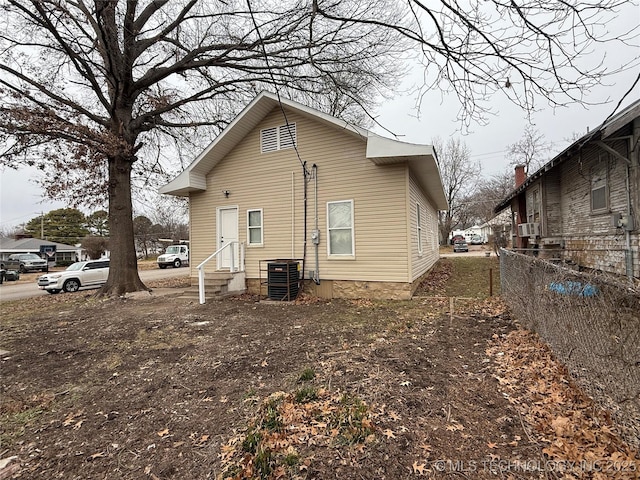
top-left (222, 190), bottom-right (230, 198)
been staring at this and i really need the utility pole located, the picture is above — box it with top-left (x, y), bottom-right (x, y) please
top-left (41, 211), bottom-right (44, 239)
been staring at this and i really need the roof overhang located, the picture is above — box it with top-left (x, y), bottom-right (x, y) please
top-left (366, 135), bottom-right (448, 210)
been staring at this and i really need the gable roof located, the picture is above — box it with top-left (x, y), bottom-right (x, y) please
top-left (160, 91), bottom-right (448, 210)
top-left (0, 237), bottom-right (78, 253)
top-left (494, 98), bottom-right (640, 214)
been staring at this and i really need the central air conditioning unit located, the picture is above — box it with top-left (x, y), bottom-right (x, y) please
top-left (517, 222), bottom-right (540, 238)
top-left (267, 260), bottom-right (300, 301)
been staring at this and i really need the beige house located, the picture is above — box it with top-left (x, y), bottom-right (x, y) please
top-left (160, 92), bottom-right (447, 300)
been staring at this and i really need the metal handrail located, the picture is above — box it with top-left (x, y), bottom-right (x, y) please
top-left (196, 241), bottom-right (244, 304)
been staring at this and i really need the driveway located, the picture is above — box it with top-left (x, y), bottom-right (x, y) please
top-left (440, 244), bottom-right (494, 258)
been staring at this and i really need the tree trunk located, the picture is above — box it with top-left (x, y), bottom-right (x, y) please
top-left (101, 155), bottom-right (148, 295)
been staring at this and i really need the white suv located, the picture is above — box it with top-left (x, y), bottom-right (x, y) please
top-left (37, 259), bottom-right (109, 294)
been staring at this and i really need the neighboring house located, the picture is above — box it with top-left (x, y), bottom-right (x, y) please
top-left (479, 210), bottom-right (512, 246)
top-left (494, 100), bottom-right (640, 281)
top-left (160, 91), bottom-right (448, 300)
top-left (463, 225), bottom-right (483, 242)
top-left (0, 237), bottom-right (83, 266)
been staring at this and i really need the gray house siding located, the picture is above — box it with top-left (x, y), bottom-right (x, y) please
top-left (555, 138), bottom-right (636, 275)
top-left (496, 101), bottom-right (640, 281)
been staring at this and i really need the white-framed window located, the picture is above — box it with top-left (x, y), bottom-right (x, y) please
top-left (591, 154), bottom-right (608, 213)
top-left (260, 123), bottom-right (296, 153)
top-left (416, 203), bottom-right (423, 255)
top-left (431, 211), bottom-right (438, 251)
top-left (247, 209), bottom-right (263, 246)
top-left (327, 200), bottom-right (354, 257)
top-left (526, 186), bottom-right (541, 223)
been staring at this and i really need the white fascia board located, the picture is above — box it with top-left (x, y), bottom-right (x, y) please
top-left (365, 134), bottom-right (435, 159)
top-left (366, 134), bottom-right (448, 210)
top-left (158, 170), bottom-right (206, 196)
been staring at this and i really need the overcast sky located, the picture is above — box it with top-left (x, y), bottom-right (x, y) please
top-left (372, 68), bottom-right (639, 179)
top-left (1, 5), bottom-right (639, 231)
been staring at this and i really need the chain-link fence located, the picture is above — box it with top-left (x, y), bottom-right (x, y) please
top-left (499, 249), bottom-right (640, 447)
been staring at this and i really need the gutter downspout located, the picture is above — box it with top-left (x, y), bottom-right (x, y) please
top-left (313, 164), bottom-right (320, 284)
top-left (291, 172), bottom-right (295, 258)
top-left (301, 162), bottom-right (308, 289)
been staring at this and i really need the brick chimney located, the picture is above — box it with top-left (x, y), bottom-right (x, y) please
top-left (515, 164), bottom-right (526, 188)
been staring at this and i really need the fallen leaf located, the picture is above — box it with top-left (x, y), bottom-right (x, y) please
top-left (157, 428), bottom-right (169, 437)
top-left (412, 461), bottom-right (426, 475)
top-left (419, 443), bottom-right (432, 453)
top-left (487, 442), bottom-right (498, 449)
top-left (382, 429), bottom-right (396, 439)
top-left (299, 458), bottom-right (311, 471)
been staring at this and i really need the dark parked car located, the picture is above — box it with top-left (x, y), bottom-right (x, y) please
top-left (453, 240), bottom-right (469, 253)
top-left (450, 235), bottom-right (465, 245)
top-left (2, 253), bottom-right (47, 273)
top-left (1, 269), bottom-right (20, 282)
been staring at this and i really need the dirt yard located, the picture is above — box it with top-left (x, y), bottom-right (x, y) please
top-left (1, 259), bottom-right (637, 479)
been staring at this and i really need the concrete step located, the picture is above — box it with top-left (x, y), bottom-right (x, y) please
top-left (178, 284), bottom-right (226, 301)
top-left (180, 271), bottom-right (243, 301)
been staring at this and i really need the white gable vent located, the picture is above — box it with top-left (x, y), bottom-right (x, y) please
top-left (279, 123), bottom-right (296, 150)
top-left (261, 123), bottom-right (296, 153)
top-left (261, 127), bottom-right (278, 153)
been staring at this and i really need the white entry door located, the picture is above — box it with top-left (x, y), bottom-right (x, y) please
top-left (217, 207), bottom-right (239, 270)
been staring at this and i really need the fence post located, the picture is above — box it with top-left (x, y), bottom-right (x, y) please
top-left (489, 268), bottom-right (493, 297)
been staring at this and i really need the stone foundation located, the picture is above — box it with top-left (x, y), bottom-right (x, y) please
top-left (245, 275), bottom-right (433, 300)
top-left (330, 280), bottom-right (412, 300)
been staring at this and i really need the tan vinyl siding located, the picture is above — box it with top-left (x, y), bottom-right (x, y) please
top-left (409, 173), bottom-right (439, 281)
top-left (189, 107), bottom-right (410, 283)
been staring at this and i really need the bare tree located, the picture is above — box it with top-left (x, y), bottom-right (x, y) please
top-left (506, 125), bottom-right (551, 176)
top-left (433, 137), bottom-right (480, 244)
top-left (133, 215), bottom-right (155, 259)
top-left (149, 197), bottom-right (189, 243)
top-left (464, 169), bottom-right (515, 225)
top-left (0, 0), bottom-right (405, 294)
top-left (0, 223), bottom-right (22, 239)
top-left (315, 0), bottom-right (638, 128)
top-left (0, 0), bottom-right (635, 294)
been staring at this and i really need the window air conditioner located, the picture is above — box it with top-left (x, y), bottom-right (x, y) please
top-left (517, 222), bottom-right (540, 237)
